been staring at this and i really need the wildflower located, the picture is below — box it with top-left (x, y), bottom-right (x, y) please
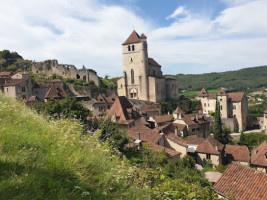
top-left (74, 186), bottom-right (81, 190)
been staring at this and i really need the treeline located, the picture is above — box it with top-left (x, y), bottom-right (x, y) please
top-left (176, 65), bottom-right (267, 92)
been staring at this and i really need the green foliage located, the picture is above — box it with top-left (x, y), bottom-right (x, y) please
top-left (0, 49), bottom-right (12, 59)
top-left (177, 155), bottom-right (196, 169)
top-left (221, 126), bottom-right (232, 144)
top-left (100, 76), bottom-right (119, 89)
top-left (213, 99), bottom-right (223, 143)
top-left (181, 89), bottom-right (220, 98)
top-left (98, 118), bottom-right (129, 151)
top-left (239, 132), bottom-right (267, 149)
top-left (248, 96), bottom-right (267, 117)
top-left (176, 65), bottom-right (267, 92)
top-left (51, 73), bottom-right (57, 79)
top-left (33, 97), bottom-right (91, 121)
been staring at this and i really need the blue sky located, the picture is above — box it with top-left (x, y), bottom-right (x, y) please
top-left (0, 0), bottom-right (267, 77)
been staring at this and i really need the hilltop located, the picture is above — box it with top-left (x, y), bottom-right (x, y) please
top-left (176, 65), bottom-right (267, 92)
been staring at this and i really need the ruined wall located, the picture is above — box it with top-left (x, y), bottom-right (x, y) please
top-left (31, 60), bottom-right (100, 86)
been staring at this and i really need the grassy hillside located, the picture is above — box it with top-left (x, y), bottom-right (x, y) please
top-left (176, 65), bottom-right (267, 92)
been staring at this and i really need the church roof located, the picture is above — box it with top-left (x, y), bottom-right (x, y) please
top-left (148, 58), bottom-right (161, 67)
top-left (122, 30), bottom-right (142, 45)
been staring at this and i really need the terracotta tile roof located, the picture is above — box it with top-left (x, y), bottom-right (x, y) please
top-left (0, 71), bottom-right (12, 76)
top-left (198, 88), bottom-right (209, 97)
top-left (107, 96), bottom-right (141, 122)
top-left (185, 135), bottom-right (205, 145)
top-left (173, 106), bottom-right (184, 115)
top-left (164, 131), bottom-right (188, 147)
top-left (164, 75), bottom-right (176, 80)
top-left (44, 85), bottom-right (67, 99)
top-left (155, 123), bottom-right (183, 137)
top-left (49, 79), bottom-right (63, 83)
top-left (152, 115), bottom-right (173, 124)
top-left (208, 93), bottom-right (216, 99)
top-left (4, 78), bottom-right (28, 86)
top-left (182, 114), bottom-right (210, 126)
top-left (218, 88), bottom-right (227, 96)
top-left (128, 124), bottom-right (162, 144)
top-left (148, 142), bottom-right (181, 157)
top-left (251, 140), bottom-right (267, 167)
top-left (148, 58), bottom-right (161, 68)
top-left (196, 136), bottom-right (223, 155)
top-left (105, 93), bottom-right (118, 104)
top-left (26, 96), bottom-right (41, 106)
top-left (213, 162), bottom-right (267, 200)
top-left (95, 94), bottom-right (108, 104)
top-left (140, 33), bottom-right (147, 39)
top-left (202, 172), bottom-right (222, 183)
top-left (172, 123), bottom-right (187, 132)
top-left (225, 144), bottom-right (250, 162)
top-left (35, 82), bottom-right (50, 88)
top-left (122, 30), bottom-right (141, 45)
top-left (228, 92), bottom-right (245, 102)
top-left (139, 105), bottom-right (160, 113)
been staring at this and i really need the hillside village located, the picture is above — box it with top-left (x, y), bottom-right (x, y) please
top-left (1, 31), bottom-right (267, 199)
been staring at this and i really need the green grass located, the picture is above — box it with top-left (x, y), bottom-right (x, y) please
top-left (0, 93), bottom-right (146, 199)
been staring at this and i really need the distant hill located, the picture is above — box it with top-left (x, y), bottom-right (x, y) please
top-left (175, 66), bottom-right (267, 92)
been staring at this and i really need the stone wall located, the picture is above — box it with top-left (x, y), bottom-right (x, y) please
top-left (247, 117), bottom-right (264, 129)
top-left (31, 60), bottom-right (100, 86)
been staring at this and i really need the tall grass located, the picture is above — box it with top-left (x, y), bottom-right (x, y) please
top-left (0, 93), bottom-right (146, 199)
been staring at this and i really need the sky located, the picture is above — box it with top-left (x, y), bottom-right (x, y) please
top-left (0, 0), bottom-right (267, 77)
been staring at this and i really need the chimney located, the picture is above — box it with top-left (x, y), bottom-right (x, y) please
top-left (175, 127), bottom-right (178, 136)
top-left (134, 132), bottom-right (140, 140)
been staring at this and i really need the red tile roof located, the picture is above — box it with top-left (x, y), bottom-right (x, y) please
top-left (228, 92), bottom-right (245, 102)
top-left (44, 85), bottom-right (67, 99)
top-left (139, 105), bottom-right (160, 113)
top-left (105, 93), bottom-right (118, 104)
top-left (148, 58), bottom-right (161, 68)
top-left (152, 115), bottom-right (173, 124)
top-left (198, 88), bottom-right (209, 97)
top-left (218, 88), bottom-right (227, 96)
top-left (155, 123), bottom-right (183, 137)
top-left (225, 144), bottom-right (250, 162)
top-left (173, 106), bottom-right (184, 115)
top-left (251, 140), bottom-right (267, 167)
top-left (0, 71), bottom-right (12, 76)
top-left (49, 79), bottom-right (63, 83)
top-left (26, 96), bottom-right (41, 107)
top-left (182, 114), bottom-right (210, 126)
top-left (35, 82), bottom-right (50, 88)
top-left (163, 131), bottom-right (188, 147)
top-left (213, 162), bottom-right (267, 200)
top-left (196, 136), bottom-right (223, 155)
top-left (185, 135), bottom-right (205, 145)
top-left (122, 30), bottom-right (141, 45)
top-left (164, 75), bottom-right (176, 80)
top-left (128, 124), bottom-right (162, 144)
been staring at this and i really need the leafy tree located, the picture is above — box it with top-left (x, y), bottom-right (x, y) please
top-left (0, 50), bottom-right (12, 59)
top-left (177, 155), bottom-right (196, 169)
top-left (213, 99), bottom-right (223, 143)
top-left (221, 126), bottom-right (232, 144)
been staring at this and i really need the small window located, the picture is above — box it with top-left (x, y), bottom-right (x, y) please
top-left (128, 45), bottom-right (131, 51)
top-left (206, 154), bottom-right (211, 159)
top-left (192, 128), bottom-right (195, 132)
top-left (132, 45), bottom-right (135, 51)
top-left (130, 58), bottom-right (133, 62)
top-left (220, 99), bottom-right (222, 102)
top-left (233, 105), bottom-right (236, 110)
top-left (220, 106), bottom-right (223, 110)
top-left (121, 84), bottom-right (123, 88)
top-left (233, 114), bottom-right (236, 118)
top-left (22, 87), bottom-right (26, 92)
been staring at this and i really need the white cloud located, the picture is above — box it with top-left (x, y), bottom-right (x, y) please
top-left (0, 0), bottom-right (267, 78)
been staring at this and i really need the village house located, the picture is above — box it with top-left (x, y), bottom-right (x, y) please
top-left (196, 88), bottom-right (248, 131)
top-left (224, 144), bottom-right (250, 166)
top-left (107, 96), bottom-right (142, 130)
top-left (138, 105), bottom-right (160, 118)
top-left (33, 82), bottom-right (51, 102)
top-left (0, 71), bottom-right (13, 78)
top-left (148, 115), bottom-right (173, 128)
top-left (251, 140), bottom-right (267, 173)
top-left (127, 124), bottom-right (181, 163)
top-left (25, 96), bottom-right (41, 107)
top-left (117, 30), bottom-right (178, 103)
top-left (173, 106), bottom-right (211, 138)
top-left (11, 72), bottom-right (29, 79)
top-left (196, 136), bottom-right (223, 166)
top-left (213, 162), bottom-right (267, 200)
top-left (44, 85), bottom-right (67, 102)
top-left (92, 93), bottom-right (118, 117)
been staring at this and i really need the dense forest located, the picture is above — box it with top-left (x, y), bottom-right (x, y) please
top-left (176, 66), bottom-right (267, 92)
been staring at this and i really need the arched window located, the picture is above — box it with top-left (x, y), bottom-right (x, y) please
top-left (131, 69), bottom-right (134, 84)
top-left (76, 74), bottom-right (80, 79)
top-left (132, 45), bottom-right (135, 51)
top-left (128, 45), bottom-right (131, 51)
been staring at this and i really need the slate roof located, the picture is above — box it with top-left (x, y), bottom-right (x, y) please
top-left (44, 85), bottom-right (67, 99)
top-left (196, 136), bottom-right (223, 155)
top-left (251, 140), bottom-right (267, 167)
top-left (148, 58), bottom-right (161, 68)
top-left (128, 124), bottom-right (162, 144)
top-left (152, 115), bottom-right (173, 124)
top-left (225, 144), bottom-right (250, 162)
top-left (122, 30), bottom-right (142, 45)
top-left (4, 78), bottom-right (28, 86)
top-left (213, 162), bottom-right (267, 200)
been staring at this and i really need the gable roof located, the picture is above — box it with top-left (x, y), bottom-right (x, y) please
top-left (139, 105), bottom-right (159, 113)
top-left (152, 115), bottom-right (173, 124)
top-left (148, 142), bottom-right (181, 157)
top-left (182, 114), bottom-right (210, 126)
top-left (122, 30), bottom-right (141, 45)
top-left (251, 140), bottom-right (267, 167)
top-left (44, 85), bottom-right (67, 99)
top-left (173, 106), bottom-right (184, 115)
top-left (4, 78), bottom-right (28, 86)
top-left (156, 123), bottom-right (182, 137)
top-left (128, 124), bottom-right (162, 144)
top-left (107, 96), bottom-right (141, 122)
top-left (140, 33), bottom-right (147, 39)
top-left (213, 162), bottom-right (267, 200)
top-left (185, 135), bottom-right (205, 145)
top-left (26, 96), bottom-right (41, 106)
top-left (198, 88), bottom-right (209, 97)
top-left (228, 92), bottom-right (245, 102)
top-left (34, 82), bottom-right (50, 88)
top-left (196, 136), bottom-right (223, 155)
top-left (105, 93), bottom-right (118, 104)
top-left (218, 88), bottom-right (227, 96)
top-left (148, 58), bottom-right (161, 68)
top-left (225, 144), bottom-right (250, 162)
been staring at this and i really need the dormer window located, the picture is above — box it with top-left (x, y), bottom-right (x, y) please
top-left (128, 45), bottom-right (131, 51)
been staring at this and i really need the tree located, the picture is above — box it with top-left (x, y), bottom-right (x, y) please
top-left (213, 99), bottom-right (223, 143)
top-left (221, 126), bottom-right (232, 144)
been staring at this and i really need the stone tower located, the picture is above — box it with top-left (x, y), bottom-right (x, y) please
top-left (117, 30), bottom-right (178, 102)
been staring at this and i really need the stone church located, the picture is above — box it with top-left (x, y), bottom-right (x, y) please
top-left (117, 30), bottom-right (178, 103)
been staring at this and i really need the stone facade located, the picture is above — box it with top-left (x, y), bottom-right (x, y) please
top-left (31, 60), bottom-right (100, 86)
top-left (196, 88), bottom-right (248, 131)
top-left (117, 31), bottom-right (178, 103)
top-left (264, 110), bottom-right (267, 134)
